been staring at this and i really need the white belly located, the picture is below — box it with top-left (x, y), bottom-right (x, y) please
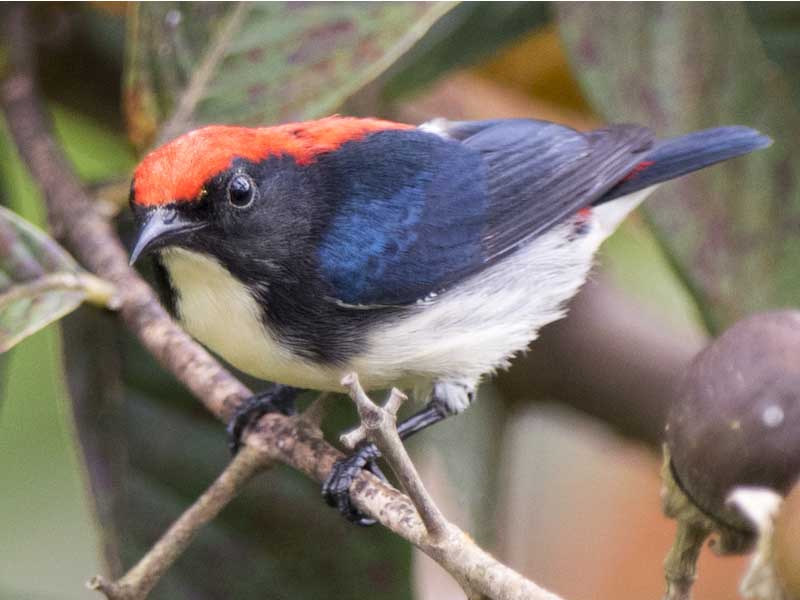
top-left (350, 187), bottom-right (656, 384)
top-left (160, 188), bottom-right (654, 392)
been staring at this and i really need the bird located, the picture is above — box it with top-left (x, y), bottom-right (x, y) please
top-left (128, 115), bottom-right (770, 525)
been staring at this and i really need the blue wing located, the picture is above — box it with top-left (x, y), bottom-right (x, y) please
top-left (317, 129), bottom-right (487, 306)
top-left (317, 120), bottom-right (654, 307)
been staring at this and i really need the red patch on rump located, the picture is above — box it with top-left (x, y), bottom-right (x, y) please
top-left (621, 160), bottom-right (655, 182)
top-left (132, 116), bottom-right (413, 207)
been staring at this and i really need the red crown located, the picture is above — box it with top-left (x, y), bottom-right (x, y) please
top-left (132, 116), bottom-right (412, 207)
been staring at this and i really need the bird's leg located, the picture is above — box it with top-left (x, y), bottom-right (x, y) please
top-left (322, 402), bottom-right (447, 526)
top-left (322, 379), bottom-right (475, 526)
top-left (227, 384), bottom-right (300, 454)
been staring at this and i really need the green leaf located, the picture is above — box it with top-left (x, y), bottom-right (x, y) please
top-left (51, 104), bottom-right (136, 183)
top-left (600, 217), bottom-right (705, 334)
top-left (0, 352), bottom-right (6, 403)
top-left (381, 2), bottom-right (551, 101)
top-left (558, 2), bottom-right (799, 332)
top-left (746, 2), bottom-right (800, 106)
top-left (0, 323), bottom-right (107, 600)
top-left (0, 102), bottom-right (128, 352)
top-left (124, 1), bottom-right (456, 146)
top-left (0, 206), bottom-right (114, 352)
top-left (0, 115), bottom-right (104, 599)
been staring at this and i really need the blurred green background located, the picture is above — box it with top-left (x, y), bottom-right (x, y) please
top-left (1, 3), bottom-right (797, 599)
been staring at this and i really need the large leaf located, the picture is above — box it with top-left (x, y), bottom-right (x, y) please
top-left (0, 175), bottom-right (7, 404)
top-left (0, 115), bottom-right (105, 598)
top-left (380, 2), bottom-right (550, 101)
top-left (0, 99), bottom-right (127, 353)
top-left (746, 3), bottom-right (800, 106)
top-left (0, 205), bottom-right (114, 352)
top-left (558, 2), bottom-right (800, 332)
top-left (124, 1), bottom-right (456, 146)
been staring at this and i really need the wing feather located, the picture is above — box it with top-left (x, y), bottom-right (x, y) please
top-left (445, 119), bottom-right (654, 261)
top-left (319, 120), bottom-right (654, 307)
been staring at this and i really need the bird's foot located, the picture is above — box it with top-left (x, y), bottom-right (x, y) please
top-left (227, 385), bottom-right (298, 454)
top-left (322, 442), bottom-right (388, 526)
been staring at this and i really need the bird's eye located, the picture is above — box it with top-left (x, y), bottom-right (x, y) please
top-left (227, 174), bottom-right (256, 208)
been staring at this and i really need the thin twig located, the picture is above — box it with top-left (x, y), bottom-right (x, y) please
top-left (336, 373), bottom-right (563, 600)
top-left (1, 6), bottom-right (567, 600)
top-left (340, 372), bottom-right (448, 541)
top-left (660, 449), bottom-right (711, 600)
top-left (297, 391), bottom-right (330, 430)
top-left (662, 520), bottom-right (709, 600)
top-left (88, 446), bottom-right (271, 600)
top-left (157, 2), bottom-right (252, 144)
top-left (248, 412), bottom-right (565, 600)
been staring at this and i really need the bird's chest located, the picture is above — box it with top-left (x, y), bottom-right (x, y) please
top-left (158, 248), bottom-right (334, 387)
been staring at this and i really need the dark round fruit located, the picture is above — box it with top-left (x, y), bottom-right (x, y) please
top-left (666, 311), bottom-right (800, 534)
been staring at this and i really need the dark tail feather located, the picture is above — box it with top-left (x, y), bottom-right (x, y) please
top-left (599, 126), bottom-right (772, 203)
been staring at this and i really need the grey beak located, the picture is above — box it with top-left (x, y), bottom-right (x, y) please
top-left (129, 209), bottom-right (204, 265)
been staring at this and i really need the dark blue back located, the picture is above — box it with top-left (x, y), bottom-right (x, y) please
top-left (318, 130), bottom-right (487, 305)
top-left (314, 120), bottom-right (768, 308)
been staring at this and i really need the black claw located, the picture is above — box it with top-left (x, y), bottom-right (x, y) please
top-left (322, 442), bottom-right (386, 526)
top-left (230, 388), bottom-right (447, 527)
top-left (321, 401), bottom-right (451, 527)
top-left (227, 386), bottom-right (298, 455)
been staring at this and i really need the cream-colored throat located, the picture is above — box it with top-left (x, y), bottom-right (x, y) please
top-left (159, 248), bottom-right (342, 389)
top-left (159, 248), bottom-right (275, 376)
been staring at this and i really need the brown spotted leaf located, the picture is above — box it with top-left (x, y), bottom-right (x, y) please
top-left (0, 206), bottom-right (114, 352)
top-left (124, 1), bottom-right (456, 147)
top-left (558, 3), bottom-right (800, 332)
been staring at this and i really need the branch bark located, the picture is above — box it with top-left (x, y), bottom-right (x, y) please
top-left (1, 6), bottom-right (566, 600)
top-left (2, 6), bottom-right (248, 420)
top-left (88, 446), bottom-right (270, 600)
top-left (340, 374), bottom-right (448, 541)
top-left (1, 51), bottom-right (247, 421)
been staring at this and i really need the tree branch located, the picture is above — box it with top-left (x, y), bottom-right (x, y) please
top-left (1, 6), bottom-right (566, 600)
top-left (88, 445), bottom-right (270, 600)
top-left (338, 374), bottom-right (564, 600)
top-left (340, 374), bottom-right (448, 541)
top-left (2, 6), bottom-right (248, 421)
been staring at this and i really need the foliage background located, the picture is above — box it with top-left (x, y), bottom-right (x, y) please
top-left (1, 2), bottom-right (795, 599)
